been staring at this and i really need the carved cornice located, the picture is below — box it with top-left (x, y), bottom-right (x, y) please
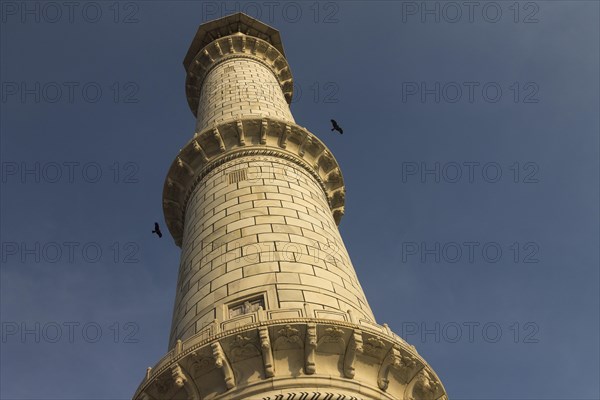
top-left (183, 13), bottom-right (286, 71)
top-left (132, 318), bottom-right (447, 400)
top-left (185, 33), bottom-right (293, 116)
top-left (163, 117), bottom-right (346, 247)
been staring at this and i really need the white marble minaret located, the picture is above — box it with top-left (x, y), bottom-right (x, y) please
top-left (133, 13), bottom-right (447, 400)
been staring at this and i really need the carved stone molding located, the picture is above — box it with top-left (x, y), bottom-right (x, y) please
top-left (228, 334), bottom-right (261, 362)
top-left (163, 117), bottom-right (346, 246)
top-left (188, 347), bottom-right (217, 377)
top-left (273, 324), bottom-right (302, 350)
top-left (260, 393), bottom-right (360, 400)
top-left (317, 325), bottom-right (346, 354)
top-left (363, 336), bottom-right (386, 359)
top-left (133, 318), bottom-right (447, 400)
top-left (404, 368), bottom-right (444, 400)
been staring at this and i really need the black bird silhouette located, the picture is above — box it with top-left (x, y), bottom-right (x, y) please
top-left (152, 222), bottom-right (163, 238)
top-left (330, 119), bottom-right (343, 134)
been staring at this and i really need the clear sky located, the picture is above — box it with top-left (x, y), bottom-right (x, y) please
top-left (1, 1), bottom-right (598, 399)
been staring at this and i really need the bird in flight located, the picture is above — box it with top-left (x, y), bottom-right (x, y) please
top-left (330, 119), bottom-right (343, 134)
top-left (152, 222), bottom-right (163, 238)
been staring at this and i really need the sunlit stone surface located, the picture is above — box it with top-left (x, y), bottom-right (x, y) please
top-left (133, 13), bottom-right (448, 400)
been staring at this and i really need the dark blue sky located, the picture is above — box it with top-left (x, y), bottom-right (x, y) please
top-left (1, 1), bottom-right (598, 399)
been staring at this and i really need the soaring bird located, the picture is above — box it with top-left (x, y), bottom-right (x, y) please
top-left (330, 119), bottom-right (343, 134)
top-left (152, 222), bottom-right (163, 238)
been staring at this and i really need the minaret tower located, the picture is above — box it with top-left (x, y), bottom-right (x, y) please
top-left (133, 13), bottom-right (447, 400)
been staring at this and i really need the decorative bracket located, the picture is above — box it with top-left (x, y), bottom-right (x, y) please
top-left (299, 133), bottom-right (311, 157)
top-left (202, 49), bottom-right (214, 63)
top-left (214, 41), bottom-right (223, 56)
top-left (236, 120), bottom-right (246, 146)
top-left (133, 321), bottom-right (447, 400)
top-left (171, 364), bottom-right (187, 388)
top-left (313, 147), bottom-right (326, 170)
top-left (212, 128), bottom-right (226, 152)
top-left (343, 329), bottom-right (363, 379)
top-left (211, 342), bottom-right (235, 390)
top-left (378, 346), bottom-right (401, 391)
top-left (258, 326), bottom-right (275, 378)
top-left (192, 140), bottom-right (209, 162)
top-left (279, 125), bottom-right (291, 149)
top-left (166, 178), bottom-right (185, 192)
top-left (171, 363), bottom-right (200, 400)
top-left (163, 199), bottom-right (181, 210)
top-left (305, 323), bottom-right (317, 374)
top-left (260, 119), bottom-right (268, 144)
top-left (315, 149), bottom-right (332, 172)
top-left (409, 368), bottom-right (440, 400)
top-left (176, 157), bottom-right (194, 176)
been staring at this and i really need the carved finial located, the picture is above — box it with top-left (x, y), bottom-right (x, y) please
top-left (383, 323), bottom-right (392, 336)
top-left (211, 318), bottom-right (220, 335)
